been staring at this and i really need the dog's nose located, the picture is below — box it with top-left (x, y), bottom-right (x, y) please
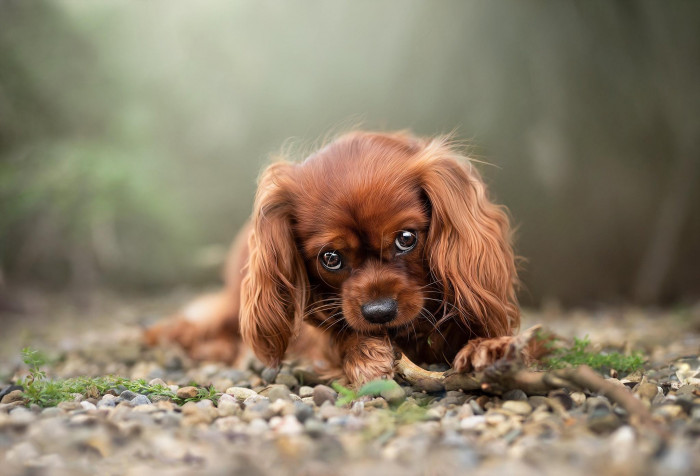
top-left (361, 298), bottom-right (398, 324)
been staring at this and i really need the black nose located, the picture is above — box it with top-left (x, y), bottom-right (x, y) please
top-left (361, 298), bottom-right (398, 324)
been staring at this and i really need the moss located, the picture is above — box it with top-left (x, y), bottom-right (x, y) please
top-left (543, 336), bottom-right (645, 374)
top-left (17, 347), bottom-right (218, 407)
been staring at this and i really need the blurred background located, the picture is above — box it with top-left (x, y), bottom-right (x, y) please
top-left (1, 0), bottom-right (699, 309)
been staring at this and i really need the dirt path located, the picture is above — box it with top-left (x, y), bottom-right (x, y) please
top-left (1, 291), bottom-right (699, 475)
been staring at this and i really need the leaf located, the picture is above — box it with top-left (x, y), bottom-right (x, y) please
top-left (357, 379), bottom-right (398, 397)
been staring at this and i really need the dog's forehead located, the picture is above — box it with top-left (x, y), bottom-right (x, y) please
top-left (296, 176), bottom-right (428, 255)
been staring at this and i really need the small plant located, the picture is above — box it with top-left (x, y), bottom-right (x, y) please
top-left (544, 336), bottom-right (645, 374)
top-left (332, 379), bottom-right (400, 406)
top-left (16, 347), bottom-right (219, 407)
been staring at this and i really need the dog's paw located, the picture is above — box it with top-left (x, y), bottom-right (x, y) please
top-left (343, 337), bottom-right (395, 386)
top-left (452, 336), bottom-right (518, 373)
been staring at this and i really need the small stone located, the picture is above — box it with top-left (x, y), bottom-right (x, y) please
top-left (461, 415), bottom-right (486, 430)
top-left (0, 385), bottom-right (23, 402)
top-left (265, 385), bottom-right (293, 402)
top-left (217, 399), bottom-right (240, 417)
top-left (225, 387), bottom-right (258, 402)
top-left (269, 398), bottom-right (295, 417)
top-left (248, 418), bottom-right (269, 434)
top-left (548, 391), bottom-right (573, 410)
top-left (294, 401), bottom-right (314, 423)
top-left (275, 373), bottom-right (299, 388)
top-left (131, 394), bottom-right (152, 406)
top-left (148, 378), bottom-right (168, 387)
top-left (150, 394), bottom-right (171, 403)
top-left (503, 389), bottom-right (528, 401)
top-left (1, 390), bottom-right (24, 404)
top-left (41, 407), bottom-right (63, 418)
top-left (298, 386), bottom-right (314, 399)
top-left (261, 367), bottom-right (279, 384)
top-left (426, 406), bottom-right (445, 420)
top-left (304, 417), bottom-right (325, 436)
top-left (528, 396), bottom-right (550, 410)
top-left (9, 408), bottom-right (35, 425)
top-left (243, 394), bottom-right (269, 406)
top-left (176, 386), bottom-right (198, 399)
top-left (351, 401), bottom-right (364, 416)
top-left (585, 396), bottom-right (611, 413)
top-left (570, 392), bottom-right (586, 406)
top-left (274, 414), bottom-right (304, 435)
top-left (319, 401), bottom-right (345, 420)
top-left (365, 398), bottom-right (388, 409)
top-left (312, 385), bottom-right (338, 406)
top-left (57, 401), bottom-right (81, 411)
top-left (5, 441), bottom-right (39, 464)
top-left (587, 413), bottom-right (621, 433)
top-left (80, 401), bottom-right (97, 411)
top-left (181, 401), bottom-right (216, 424)
top-left (118, 390), bottom-right (138, 401)
top-left (636, 382), bottom-right (660, 401)
top-left (653, 405), bottom-right (684, 419)
top-left (502, 400), bottom-right (532, 416)
top-left (292, 367), bottom-right (324, 386)
top-left (242, 400), bottom-right (273, 422)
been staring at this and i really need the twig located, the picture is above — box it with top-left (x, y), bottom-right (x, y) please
top-left (394, 340), bottom-right (667, 442)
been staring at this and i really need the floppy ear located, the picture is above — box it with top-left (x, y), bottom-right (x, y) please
top-left (416, 139), bottom-right (519, 338)
top-left (240, 162), bottom-right (309, 366)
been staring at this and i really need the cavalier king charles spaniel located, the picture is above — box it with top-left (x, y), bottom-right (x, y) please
top-left (145, 131), bottom-right (520, 385)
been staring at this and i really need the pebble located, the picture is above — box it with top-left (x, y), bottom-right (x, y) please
top-left (261, 367), bottom-right (279, 384)
top-left (266, 385), bottom-right (293, 402)
top-left (637, 382), bottom-right (660, 401)
top-left (273, 414), bottom-right (304, 435)
top-left (503, 389), bottom-right (528, 401)
top-left (176, 386), bottom-right (199, 399)
top-left (654, 405), bottom-right (684, 419)
top-left (226, 386), bottom-right (258, 401)
top-left (57, 401), bottom-right (81, 411)
top-left (298, 386), bottom-right (314, 398)
top-left (312, 385), bottom-right (338, 406)
top-left (1, 389), bottom-right (24, 404)
top-left (502, 400), bottom-right (533, 416)
top-left (587, 413), bottom-right (621, 433)
top-left (119, 390), bottom-right (138, 401)
top-left (80, 401), bottom-right (97, 411)
top-left (275, 373), bottom-right (299, 388)
top-left (148, 377), bottom-right (168, 387)
top-left (548, 391), bottom-right (573, 410)
top-left (131, 394), bottom-right (152, 406)
top-left (294, 401), bottom-right (314, 422)
top-left (570, 392), bottom-right (587, 406)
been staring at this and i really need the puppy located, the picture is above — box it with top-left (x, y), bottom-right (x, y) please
top-left (145, 131), bottom-right (520, 385)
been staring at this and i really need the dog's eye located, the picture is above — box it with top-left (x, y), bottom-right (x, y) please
top-left (321, 251), bottom-right (343, 270)
top-left (395, 230), bottom-right (418, 253)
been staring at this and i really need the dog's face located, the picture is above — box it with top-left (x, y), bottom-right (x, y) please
top-left (240, 131), bottom-right (519, 366)
top-left (294, 148), bottom-right (431, 334)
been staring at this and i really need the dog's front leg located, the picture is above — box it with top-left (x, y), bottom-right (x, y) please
top-left (452, 336), bottom-right (524, 373)
top-left (336, 333), bottom-right (395, 386)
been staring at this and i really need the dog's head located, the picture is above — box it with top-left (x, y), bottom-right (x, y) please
top-left (240, 131), bottom-right (519, 366)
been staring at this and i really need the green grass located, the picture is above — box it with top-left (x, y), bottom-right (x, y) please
top-left (16, 347), bottom-right (219, 407)
top-left (544, 336), bottom-right (645, 374)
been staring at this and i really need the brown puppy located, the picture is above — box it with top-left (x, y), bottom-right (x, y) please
top-left (145, 131), bottom-right (520, 385)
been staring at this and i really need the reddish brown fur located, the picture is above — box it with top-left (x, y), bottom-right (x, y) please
top-left (145, 131), bottom-right (520, 385)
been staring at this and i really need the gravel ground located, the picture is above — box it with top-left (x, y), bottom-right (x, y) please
top-left (1, 291), bottom-right (699, 476)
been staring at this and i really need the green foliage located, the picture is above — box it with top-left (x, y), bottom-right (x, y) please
top-left (17, 347), bottom-right (218, 407)
top-left (544, 336), bottom-right (645, 374)
top-left (332, 379), bottom-right (401, 407)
